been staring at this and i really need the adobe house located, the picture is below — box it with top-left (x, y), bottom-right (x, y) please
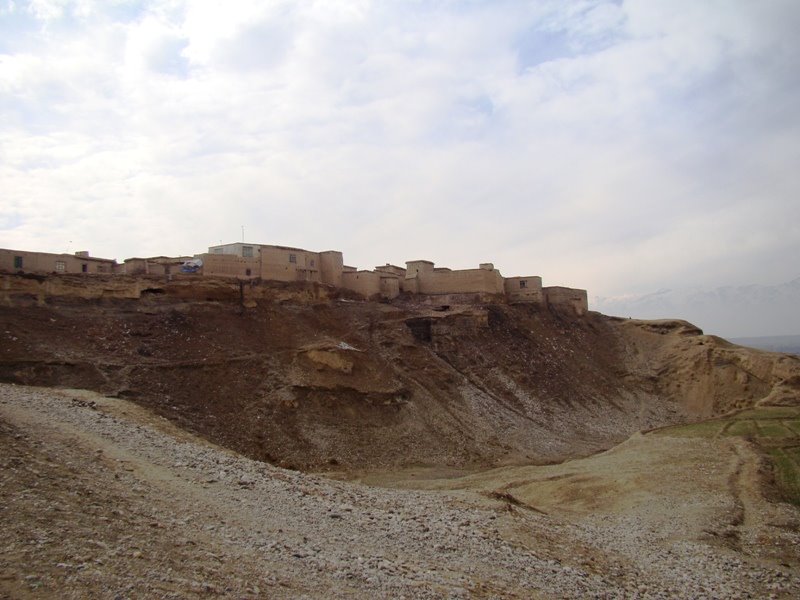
top-left (351, 258), bottom-right (587, 313)
top-left (402, 260), bottom-right (505, 296)
top-left (504, 276), bottom-right (544, 303)
top-left (1, 242), bottom-right (589, 314)
top-left (204, 242), bottom-right (343, 286)
top-left (0, 248), bottom-right (117, 275)
top-left (121, 256), bottom-right (192, 276)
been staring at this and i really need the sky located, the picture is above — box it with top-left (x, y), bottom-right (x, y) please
top-left (2, 0), bottom-right (799, 332)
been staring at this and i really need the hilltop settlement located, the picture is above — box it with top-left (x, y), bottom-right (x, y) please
top-left (0, 242), bottom-right (588, 314)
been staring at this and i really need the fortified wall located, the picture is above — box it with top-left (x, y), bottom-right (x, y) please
top-left (402, 261), bottom-right (505, 296)
top-left (341, 270), bottom-right (400, 299)
top-left (338, 258), bottom-right (587, 315)
top-left (543, 286), bottom-right (589, 316)
top-left (1, 241), bottom-right (589, 314)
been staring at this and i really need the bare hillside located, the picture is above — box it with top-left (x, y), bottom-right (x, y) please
top-left (2, 273), bottom-right (799, 471)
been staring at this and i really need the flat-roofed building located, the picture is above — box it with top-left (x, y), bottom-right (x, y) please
top-left (0, 248), bottom-right (116, 275)
top-left (204, 242), bottom-right (343, 286)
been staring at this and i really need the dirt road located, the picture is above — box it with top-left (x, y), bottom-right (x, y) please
top-left (1, 383), bottom-right (798, 598)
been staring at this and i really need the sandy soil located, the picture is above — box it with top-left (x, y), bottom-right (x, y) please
top-left (2, 383), bottom-right (799, 599)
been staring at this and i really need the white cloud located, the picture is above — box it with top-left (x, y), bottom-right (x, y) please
top-left (1, 0), bottom-right (799, 335)
top-left (26, 0), bottom-right (70, 20)
top-left (124, 15), bottom-right (187, 76)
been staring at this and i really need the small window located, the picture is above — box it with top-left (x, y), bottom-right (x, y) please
top-left (55, 260), bottom-right (66, 273)
top-left (242, 246), bottom-right (253, 258)
top-left (13, 256), bottom-right (23, 269)
top-left (213, 248), bottom-right (223, 254)
top-left (289, 254), bottom-right (297, 263)
top-left (81, 264), bottom-right (88, 273)
top-left (519, 280), bottom-right (527, 289)
top-left (310, 259), bottom-right (315, 267)
top-left (245, 268), bottom-right (252, 276)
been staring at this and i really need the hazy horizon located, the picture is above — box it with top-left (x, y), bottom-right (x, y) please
top-left (593, 277), bottom-right (800, 339)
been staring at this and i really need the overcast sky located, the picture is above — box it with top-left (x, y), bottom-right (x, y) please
top-left (2, 1), bottom-right (799, 304)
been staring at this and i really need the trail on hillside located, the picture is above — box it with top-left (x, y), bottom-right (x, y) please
top-left (2, 384), bottom-right (799, 599)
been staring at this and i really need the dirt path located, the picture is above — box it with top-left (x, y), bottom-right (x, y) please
top-left (356, 433), bottom-right (800, 596)
top-left (1, 384), bottom-right (799, 599)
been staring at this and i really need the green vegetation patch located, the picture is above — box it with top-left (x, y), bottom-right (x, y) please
top-left (725, 420), bottom-right (758, 437)
top-left (767, 448), bottom-right (800, 506)
top-left (756, 422), bottom-right (794, 438)
top-left (783, 420), bottom-right (800, 436)
top-left (736, 407), bottom-right (800, 420)
top-left (649, 406), bottom-right (800, 506)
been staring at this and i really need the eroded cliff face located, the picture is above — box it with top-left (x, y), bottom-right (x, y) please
top-left (612, 319), bottom-right (800, 418)
top-left (1, 273), bottom-right (798, 470)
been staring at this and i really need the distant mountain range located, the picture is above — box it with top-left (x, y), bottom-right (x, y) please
top-left (592, 277), bottom-right (800, 340)
top-left (728, 335), bottom-right (800, 356)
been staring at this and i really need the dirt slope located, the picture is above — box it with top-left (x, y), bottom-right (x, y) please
top-left (613, 318), bottom-right (800, 416)
top-left (2, 384), bottom-right (798, 599)
top-left (1, 273), bottom-right (799, 471)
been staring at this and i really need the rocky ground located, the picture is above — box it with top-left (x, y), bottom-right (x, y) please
top-left (2, 383), bottom-right (798, 599)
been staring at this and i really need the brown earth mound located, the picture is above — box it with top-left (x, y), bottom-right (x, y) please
top-left (1, 273), bottom-right (798, 471)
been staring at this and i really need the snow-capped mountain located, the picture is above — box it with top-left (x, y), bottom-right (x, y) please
top-left (592, 278), bottom-right (800, 339)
